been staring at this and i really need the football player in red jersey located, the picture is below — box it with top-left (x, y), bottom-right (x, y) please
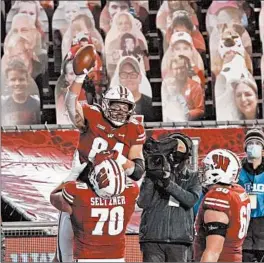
top-left (50, 158), bottom-right (139, 262)
top-left (65, 44), bottom-right (146, 183)
top-left (194, 149), bottom-right (251, 262)
top-left (53, 45), bottom-right (146, 262)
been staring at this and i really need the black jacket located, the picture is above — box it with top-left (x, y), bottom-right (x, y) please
top-left (242, 157), bottom-right (264, 175)
top-left (137, 168), bottom-right (201, 244)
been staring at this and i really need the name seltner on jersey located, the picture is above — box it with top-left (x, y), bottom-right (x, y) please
top-left (62, 181), bottom-right (139, 260)
top-left (194, 184), bottom-right (251, 262)
top-left (78, 104), bottom-right (146, 163)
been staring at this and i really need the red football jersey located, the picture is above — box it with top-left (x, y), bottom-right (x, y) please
top-left (194, 184), bottom-right (251, 262)
top-left (62, 181), bottom-right (139, 259)
top-left (78, 104), bottom-right (146, 163)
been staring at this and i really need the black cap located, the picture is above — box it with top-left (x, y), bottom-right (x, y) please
top-left (244, 128), bottom-right (264, 150)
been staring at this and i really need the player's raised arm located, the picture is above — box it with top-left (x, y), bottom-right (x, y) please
top-left (65, 45), bottom-right (97, 129)
top-left (92, 85), bottom-right (146, 181)
top-left (200, 209), bottom-right (229, 262)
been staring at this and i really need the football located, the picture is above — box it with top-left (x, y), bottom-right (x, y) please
top-left (73, 44), bottom-right (97, 75)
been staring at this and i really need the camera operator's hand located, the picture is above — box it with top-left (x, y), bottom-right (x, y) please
top-left (145, 170), bottom-right (161, 181)
top-left (157, 158), bottom-right (171, 188)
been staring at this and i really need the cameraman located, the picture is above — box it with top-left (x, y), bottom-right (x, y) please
top-left (138, 133), bottom-right (201, 262)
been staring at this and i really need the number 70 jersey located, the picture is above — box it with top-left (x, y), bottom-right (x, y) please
top-left (62, 181), bottom-right (139, 260)
top-left (78, 105), bottom-right (146, 163)
top-left (194, 184), bottom-right (251, 262)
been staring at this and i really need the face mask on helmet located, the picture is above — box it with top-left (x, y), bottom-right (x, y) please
top-left (198, 163), bottom-right (212, 194)
top-left (102, 85), bottom-right (135, 127)
top-left (89, 159), bottom-right (126, 199)
top-left (107, 100), bottom-right (134, 126)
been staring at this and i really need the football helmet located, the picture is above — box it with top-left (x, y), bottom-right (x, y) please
top-left (200, 149), bottom-right (241, 187)
top-left (89, 159), bottom-right (126, 199)
top-left (101, 85), bottom-right (136, 127)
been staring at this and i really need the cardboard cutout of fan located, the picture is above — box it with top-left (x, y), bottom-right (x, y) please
top-left (73, 44), bottom-right (97, 75)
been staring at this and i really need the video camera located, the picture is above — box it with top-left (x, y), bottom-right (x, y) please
top-left (143, 136), bottom-right (178, 172)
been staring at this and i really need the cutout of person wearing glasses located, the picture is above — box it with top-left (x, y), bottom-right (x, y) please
top-left (111, 56), bottom-right (154, 122)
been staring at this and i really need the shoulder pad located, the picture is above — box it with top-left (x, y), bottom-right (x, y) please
top-left (129, 117), bottom-right (140, 125)
top-left (76, 181), bottom-right (88, 189)
top-left (89, 105), bottom-right (101, 112)
top-left (203, 187), bottom-right (231, 212)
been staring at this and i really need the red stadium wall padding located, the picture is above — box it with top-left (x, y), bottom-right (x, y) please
top-left (1, 127), bottom-right (249, 228)
top-left (147, 127), bottom-right (246, 160)
top-left (4, 235), bottom-right (142, 262)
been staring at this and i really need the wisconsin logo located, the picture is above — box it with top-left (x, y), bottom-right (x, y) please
top-left (212, 154), bottom-right (230, 172)
top-left (96, 167), bottom-right (110, 189)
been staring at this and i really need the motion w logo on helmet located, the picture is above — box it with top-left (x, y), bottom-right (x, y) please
top-left (212, 154), bottom-right (231, 172)
top-left (96, 167), bottom-right (110, 189)
top-left (119, 85), bottom-right (129, 99)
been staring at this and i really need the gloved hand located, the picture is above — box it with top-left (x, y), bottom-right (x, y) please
top-left (157, 157), bottom-right (171, 188)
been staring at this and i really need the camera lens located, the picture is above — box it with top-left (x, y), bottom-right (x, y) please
top-left (152, 157), bottom-right (162, 166)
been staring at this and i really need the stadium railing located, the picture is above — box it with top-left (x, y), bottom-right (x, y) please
top-left (1, 119), bottom-right (264, 132)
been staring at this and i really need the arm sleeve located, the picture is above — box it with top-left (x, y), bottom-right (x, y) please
top-left (137, 176), bottom-right (156, 209)
top-left (165, 172), bottom-right (202, 209)
top-left (62, 182), bottom-right (77, 205)
top-left (203, 190), bottom-right (231, 215)
top-left (130, 122), bottom-right (146, 145)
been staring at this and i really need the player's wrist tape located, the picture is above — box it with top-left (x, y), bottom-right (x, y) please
top-left (116, 153), bottom-right (127, 166)
top-left (75, 74), bottom-right (86, 83)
